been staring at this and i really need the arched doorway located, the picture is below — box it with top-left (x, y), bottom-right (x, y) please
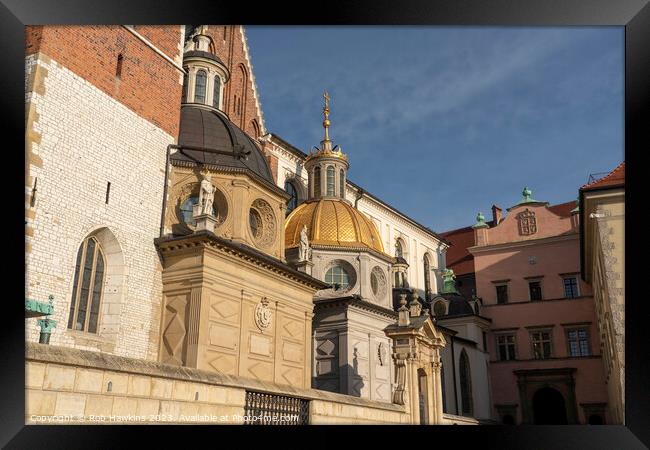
top-left (532, 387), bottom-right (568, 424)
top-left (417, 368), bottom-right (429, 424)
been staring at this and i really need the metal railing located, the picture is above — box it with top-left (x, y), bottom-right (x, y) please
top-left (243, 391), bottom-right (309, 425)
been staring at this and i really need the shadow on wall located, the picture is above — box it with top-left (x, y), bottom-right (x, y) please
top-left (312, 360), bottom-right (366, 398)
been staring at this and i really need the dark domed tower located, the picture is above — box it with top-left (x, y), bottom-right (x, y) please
top-left (154, 29), bottom-right (326, 388)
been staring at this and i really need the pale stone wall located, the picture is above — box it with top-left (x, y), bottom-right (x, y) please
top-left (25, 53), bottom-right (173, 360)
top-left (157, 234), bottom-right (317, 389)
top-left (26, 343), bottom-right (412, 425)
top-left (584, 188), bottom-right (625, 424)
top-left (438, 317), bottom-right (493, 421)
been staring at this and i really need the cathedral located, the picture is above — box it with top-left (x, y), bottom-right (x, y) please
top-left (25, 24), bottom-right (557, 425)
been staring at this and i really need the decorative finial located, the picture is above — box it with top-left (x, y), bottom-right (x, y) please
top-left (322, 90), bottom-right (331, 143)
top-left (441, 269), bottom-right (458, 294)
top-left (516, 186), bottom-right (540, 205)
top-left (409, 291), bottom-right (422, 317)
top-left (472, 212), bottom-right (489, 229)
top-left (398, 293), bottom-right (408, 311)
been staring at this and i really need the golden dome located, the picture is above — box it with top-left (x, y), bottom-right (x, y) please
top-left (285, 199), bottom-right (385, 254)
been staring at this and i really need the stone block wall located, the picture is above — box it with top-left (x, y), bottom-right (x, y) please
top-left (25, 26), bottom-right (182, 360)
top-left (26, 343), bottom-right (413, 425)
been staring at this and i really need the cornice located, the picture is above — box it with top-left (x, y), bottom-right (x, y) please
top-left (468, 232), bottom-right (578, 254)
top-left (155, 231), bottom-right (328, 290)
top-left (170, 158), bottom-right (290, 200)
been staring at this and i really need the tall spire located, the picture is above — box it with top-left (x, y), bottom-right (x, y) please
top-left (321, 90), bottom-right (333, 151)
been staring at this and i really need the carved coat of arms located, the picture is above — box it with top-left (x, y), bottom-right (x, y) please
top-left (517, 209), bottom-right (537, 236)
top-left (255, 297), bottom-right (272, 332)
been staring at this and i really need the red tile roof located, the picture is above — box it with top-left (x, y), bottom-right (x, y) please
top-left (548, 200), bottom-right (577, 218)
top-left (581, 161), bottom-right (625, 191)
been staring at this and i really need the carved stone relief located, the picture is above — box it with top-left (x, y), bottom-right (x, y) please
top-left (517, 209), bottom-right (537, 236)
top-left (250, 198), bottom-right (277, 248)
top-left (254, 297), bottom-right (272, 332)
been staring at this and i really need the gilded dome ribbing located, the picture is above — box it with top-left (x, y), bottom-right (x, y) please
top-left (285, 199), bottom-right (385, 254)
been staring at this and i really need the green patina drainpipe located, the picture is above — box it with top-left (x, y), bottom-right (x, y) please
top-left (25, 295), bottom-right (57, 344)
top-left (38, 295), bottom-right (57, 344)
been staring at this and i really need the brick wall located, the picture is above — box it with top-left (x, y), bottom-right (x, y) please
top-left (198, 25), bottom-right (264, 140)
top-left (26, 25), bottom-right (183, 137)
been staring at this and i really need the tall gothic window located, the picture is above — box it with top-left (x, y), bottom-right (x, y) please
top-left (339, 169), bottom-right (345, 198)
top-left (285, 180), bottom-right (298, 214)
top-left (67, 236), bottom-right (105, 333)
top-left (423, 254), bottom-right (431, 294)
top-left (314, 167), bottom-right (321, 197)
top-left (212, 75), bottom-right (221, 109)
top-left (459, 349), bottom-right (473, 416)
top-left (326, 166), bottom-right (335, 196)
top-left (194, 69), bottom-right (207, 103)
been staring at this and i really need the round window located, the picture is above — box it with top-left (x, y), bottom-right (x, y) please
top-left (180, 196), bottom-right (199, 225)
top-left (325, 265), bottom-right (351, 291)
top-left (371, 272), bottom-right (378, 295)
top-left (370, 266), bottom-right (387, 298)
top-left (249, 208), bottom-right (262, 238)
top-left (180, 195), bottom-right (219, 226)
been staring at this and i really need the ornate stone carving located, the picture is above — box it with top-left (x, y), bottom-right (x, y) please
top-left (250, 198), bottom-right (276, 248)
top-left (377, 342), bottom-right (387, 366)
top-left (198, 172), bottom-right (217, 216)
top-left (517, 209), bottom-right (537, 235)
top-left (392, 356), bottom-right (407, 405)
top-left (298, 225), bottom-right (312, 261)
top-left (254, 297), bottom-right (272, 332)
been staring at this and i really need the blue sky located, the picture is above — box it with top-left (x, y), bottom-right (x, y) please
top-left (245, 26), bottom-right (624, 232)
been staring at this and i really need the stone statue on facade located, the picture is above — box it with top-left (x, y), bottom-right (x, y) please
top-left (199, 172), bottom-right (216, 216)
top-left (299, 225), bottom-right (311, 261)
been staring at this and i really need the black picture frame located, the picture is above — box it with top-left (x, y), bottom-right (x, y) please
top-left (3, 0), bottom-right (648, 448)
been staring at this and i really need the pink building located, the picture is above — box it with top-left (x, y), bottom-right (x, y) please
top-left (468, 188), bottom-right (609, 424)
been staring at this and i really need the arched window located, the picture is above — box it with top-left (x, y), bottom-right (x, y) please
top-left (339, 169), bottom-right (345, 198)
top-left (285, 180), bottom-right (298, 214)
top-left (180, 195), bottom-right (217, 226)
top-left (395, 239), bottom-right (404, 258)
top-left (459, 349), bottom-right (474, 416)
top-left (212, 75), bottom-right (221, 108)
top-left (325, 265), bottom-right (351, 291)
top-left (67, 236), bottom-right (105, 333)
top-left (434, 300), bottom-right (447, 317)
top-left (326, 166), bottom-right (335, 196)
top-left (181, 72), bottom-right (188, 103)
top-left (314, 167), bottom-right (321, 197)
top-left (194, 69), bottom-right (207, 103)
top-left (423, 254), bottom-right (431, 294)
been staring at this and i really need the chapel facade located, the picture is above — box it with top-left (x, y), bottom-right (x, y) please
top-left (24, 25), bottom-right (463, 425)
